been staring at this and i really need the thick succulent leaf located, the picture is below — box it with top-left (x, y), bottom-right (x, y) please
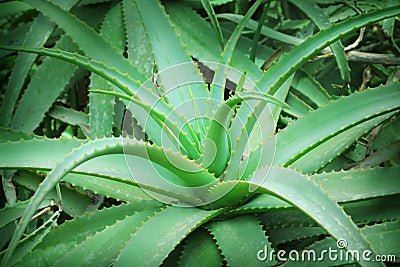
top-left (54, 209), bottom-right (156, 267)
top-left (12, 171), bottom-right (100, 216)
top-left (290, 113), bottom-right (396, 173)
top-left (121, 0), bottom-right (153, 77)
top-left (0, 138), bottom-right (205, 204)
top-left (313, 166), bottom-right (400, 202)
top-left (268, 226), bottom-right (326, 246)
top-left (47, 106), bottom-right (89, 135)
top-left (134, 0), bottom-right (208, 122)
top-left (207, 215), bottom-right (276, 266)
top-left (211, 0), bottom-right (262, 101)
top-left (0, 0), bottom-right (78, 128)
top-left (282, 221), bottom-right (400, 266)
top-left (0, 200), bottom-right (49, 230)
top-left (0, 128), bottom-right (37, 142)
top-left (7, 211), bottom-right (60, 267)
top-left (164, 2), bottom-right (263, 82)
top-left (291, 71), bottom-right (331, 107)
top-left (274, 83), bottom-right (400, 167)
top-left (204, 91), bottom-right (288, 177)
top-left (21, 0), bottom-right (146, 82)
top-left (179, 228), bottom-right (223, 266)
top-left (257, 5), bottom-right (400, 94)
top-left (207, 167), bottom-right (384, 266)
top-left (288, 0), bottom-right (350, 82)
top-left (2, 137), bottom-right (216, 265)
top-left (89, 3), bottom-right (125, 138)
top-left (201, 0), bottom-right (224, 49)
top-left (11, 34), bottom-right (79, 132)
top-left (218, 13), bottom-right (303, 46)
top-left (17, 202), bottom-right (161, 267)
top-left (114, 206), bottom-right (225, 266)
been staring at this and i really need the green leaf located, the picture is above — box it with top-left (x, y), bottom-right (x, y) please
top-left (54, 209), bottom-right (156, 267)
top-left (211, 0), bottom-right (263, 101)
top-left (18, 202), bottom-right (161, 266)
top-left (114, 206), bottom-right (225, 266)
top-left (0, 128), bottom-right (37, 142)
top-left (0, 0), bottom-right (79, 128)
top-left (208, 167), bottom-right (384, 266)
top-left (179, 228), bottom-right (223, 267)
top-left (204, 90), bottom-right (288, 177)
top-left (21, 0), bottom-right (146, 82)
top-left (88, 3), bottom-right (124, 139)
top-left (274, 83), bottom-right (400, 168)
top-left (2, 137), bottom-right (217, 265)
top-left (122, 0), bottom-right (154, 77)
top-left (288, 0), bottom-right (351, 82)
top-left (257, 5), bottom-right (400, 94)
top-left (201, 0), bottom-right (224, 49)
top-left (11, 34), bottom-right (79, 132)
top-left (207, 215), bottom-right (276, 266)
top-left (313, 166), bottom-right (400, 203)
top-left (165, 2), bottom-right (263, 82)
top-left (134, 0), bottom-right (208, 123)
top-left (12, 171), bottom-right (100, 216)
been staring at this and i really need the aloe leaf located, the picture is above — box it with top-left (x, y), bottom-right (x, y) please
top-left (7, 211), bottom-right (59, 267)
top-left (288, 0), bottom-right (350, 82)
top-left (179, 228), bottom-right (223, 266)
top-left (208, 166), bottom-right (384, 266)
top-left (207, 215), bottom-right (276, 266)
top-left (0, 138), bottom-right (204, 204)
top-left (54, 209), bottom-right (157, 267)
top-left (17, 202), bottom-right (161, 267)
top-left (0, 200), bottom-right (49, 230)
top-left (0, 45), bottom-right (197, 154)
top-left (11, 34), bottom-right (78, 132)
top-left (121, 0), bottom-right (154, 77)
top-left (270, 226), bottom-right (326, 247)
top-left (114, 206), bottom-right (225, 267)
top-left (284, 92), bottom-right (313, 117)
top-left (0, 0), bottom-right (78, 128)
top-left (223, 75), bottom-right (293, 182)
top-left (164, 2), bottom-right (263, 82)
top-left (89, 3), bottom-right (125, 139)
top-left (201, 0), bottom-right (224, 49)
top-left (291, 71), bottom-right (331, 107)
top-left (0, 1), bottom-right (32, 18)
top-left (0, 128), bottom-right (37, 142)
top-left (257, 5), bottom-right (400, 94)
top-left (21, 0), bottom-right (146, 82)
top-left (274, 83), bottom-right (400, 167)
top-left (249, 1), bottom-right (271, 62)
top-left (47, 105), bottom-right (89, 135)
top-left (134, 0), bottom-right (209, 122)
top-left (90, 89), bottom-right (201, 159)
top-left (217, 13), bottom-right (303, 46)
top-left (211, 0), bottom-right (262, 101)
top-left (293, 113), bottom-right (397, 173)
top-left (12, 171), bottom-right (100, 216)
top-left (204, 90), bottom-right (288, 177)
top-left (2, 137), bottom-right (217, 265)
top-left (313, 166), bottom-right (400, 202)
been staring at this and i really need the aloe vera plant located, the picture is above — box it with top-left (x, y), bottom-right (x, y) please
top-left (0, 0), bottom-right (399, 266)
